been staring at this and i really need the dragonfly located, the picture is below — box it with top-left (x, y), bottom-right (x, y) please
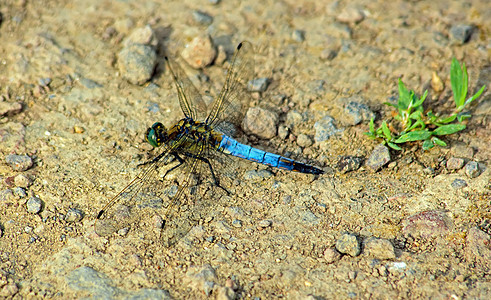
top-left (95, 41), bottom-right (324, 246)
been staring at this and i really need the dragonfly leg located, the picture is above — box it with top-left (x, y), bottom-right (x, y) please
top-left (184, 153), bottom-right (230, 195)
top-left (137, 150), bottom-right (169, 168)
top-left (160, 153), bottom-right (185, 181)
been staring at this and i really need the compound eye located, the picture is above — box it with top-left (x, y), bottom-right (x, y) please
top-left (145, 122), bottom-right (166, 148)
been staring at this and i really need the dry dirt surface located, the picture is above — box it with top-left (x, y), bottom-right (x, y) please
top-left (0, 0), bottom-right (490, 299)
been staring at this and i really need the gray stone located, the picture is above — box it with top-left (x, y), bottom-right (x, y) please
top-left (118, 44), bottom-right (157, 85)
top-left (343, 101), bottom-right (375, 125)
top-left (366, 144), bottom-right (391, 171)
top-left (337, 156), bottom-right (363, 173)
top-left (451, 178), bottom-right (468, 189)
top-left (450, 24), bottom-right (474, 44)
top-left (314, 115), bottom-right (342, 142)
top-left (247, 78), bottom-right (270, 92)
top-left (26, 196), bottom-right (43, 214)
top-left (465, 161), bottom-right (481, 178)
top-left (5, 154), bottom-right (33, 171)
top-left (65, 208), bottom-right (84, 223)
top-left (296, 134), bottom-right (313, 147)
top-left (446, 157), bottom-right (465, 170)
top-left (243, 107), bottom-right (278, 139)
top-left (335, 233), bottom-right (361, 257)
top-left (192, 10), bottom-right (213, 25)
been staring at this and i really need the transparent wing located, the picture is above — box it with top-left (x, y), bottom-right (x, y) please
top-left (165, 56), bottom-right (208, 120)
top-left (205, 41), bottom-right (255, 128)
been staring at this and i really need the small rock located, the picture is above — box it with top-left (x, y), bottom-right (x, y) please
top-left (364, 237), bottom-right (396, 260)
top-left (337, 156), bottom-right (363, 173)
top-left (446, 157), bottom-right (465, 170)
top-left (214, 45), bottom-right (227, 66)
top-left (296, 134), bottom-right (313, 148)
top-left (337, 7), bottom-right (365, 23)
top-left (0, 282), bottom-right (18, 298)
top-left (402, 210), bottom-right (453, 239)
top-left (123, 25), bottom-right (158, 48)
top-left (0, 189), bottom-right (14, 202)
top-left (5, 154), bottom-right (33, 171)
top-left (314, 115), bottom-right (342, 142)
top-left (343, 101), bottom-right (375, 125)
top-left (335, 232), bottom-right (361, 257)
top-left (292, 29), bottom-right (305, 42)
top-left (66, 266), bottom-right (118, 297)
top-left (465, 161), bottom-right (481, 178)
top-left (216, 286), bottom-right (236, 300)
top-left (320, 48), bottom-right (337, 61)
top-left (465, 227), bottom-right (491, 269)
top-left (258, 219), bottom-right (272, 228)
top-left (12, 187), bottom-right (27, 198)
top-left (247, 78), bottom-right (270, 92)
top-left (65, 208), bottom-right (84, 223)
top-left (366, 144), bottom-right (391, 171)
top-left (451, 178), bottom-right (468, 189)
top-left (26, 196), bottom-right (43, 214)
top-left (450, 24), bottom-right (474, 44)
top-left (323, 247), bottom-right (342, 264)
top-left (0, 101), bottom-right (22, 117)
top-left (14, 174), bottom-right (31, 188)
top-left (185, 265), bottom-right (217, 296)
top-left (192, 10), bottom-right (213, 25)
top-left (181, 35), bottom-right (216, 69)
top-left (278, 125), bottom-right (289, 139)
top-left (431, 72), bottom-right (444, 92)
top-left (243, 107), bottom-right (278, 139)
top-left (118, 44), bottom-right (157, 85)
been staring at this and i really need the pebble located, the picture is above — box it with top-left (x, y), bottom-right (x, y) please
top-left (342, 101), bottom-right (375, 125)
top-left (364, 237), bottom-right (396, 260)
top-left (336, 7), bottom-right (365, 23)
top-left (26, 196), bottom-right (43, 214)
top-left (366, 144), bottom-right (391, 171)
top-left (320, 48), bottom-right (338, 61)
top-left (192, 10), bottom-right (213, 25)
top-left (0, 101), bottom-right (22, 117)
top-left (185, 265), bottom-right (217, 296)
top-left (292, 29), bottom-right (305, 42)
top-left (323, 247), bottom-right (342, 264)
top-left (286, 110), bottom-right (305, 129)
top-left (66, 266), bottom-right (119, 297)
top-left (450, 24), bottom-right (474, 44)
top-left (216, 286), bottom-right (236, 300)
top-left (465, 161), bottom-right (481, 178)
top-left (247, 78), bottom-right (270, 92)
top-left (0, 282), bottom-right (19, 298)
top-left (243, 107), bottom-right (278, 139)
top-left (296, 134), bottom-right (313, 147)
top-left (446, 157), bottom-right (465, 170)
top-left (465, 227), bottom-right (491, 268)
top-left (258, 219), bottom-right (272, 228)
top-left (14, 174), bottom-right (31, 188)
top-left (123, 25), bottom-right (158, 48)
top-left (5, 154), bottom-right (33, 171)
top-left (0, 189), bottom-right (15, 202)
top-left (65, 208), bottom-right (84, 223)
top-left (314, 115), bottom-right (342, 142)
top-left (181, 35), bottom-right (216, 69)
top-left (431, 72), bottom-right (444, 92)
top-left (335, 233), bottom-right (361, 257)
top-left (337, 156), bottom-right (363, 173)
top-left (278, 125), bottom-right (289, 139)
top-left (12, 187), bottom-right (27, 198)
top-left (79, 76), bottom-right (103, 89)
top-left (402, 210), bottom-right (453, 239)
top-left (118, 44), bottom-right (157, 85)
top-left (451, 178), bottom-right (468, 189)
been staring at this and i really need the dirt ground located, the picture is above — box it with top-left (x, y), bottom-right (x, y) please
top-left (0, 0), bottom-right (490, 299)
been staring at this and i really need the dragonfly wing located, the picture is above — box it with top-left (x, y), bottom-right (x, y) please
top-left (205, 41), bottom-right (255, 128)
top-left (165, 56), bottom-right (208, 120)
top-left (95, 148), bottom-right (175, 237)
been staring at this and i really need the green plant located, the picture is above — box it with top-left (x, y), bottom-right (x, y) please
top-left (365, 58), bottom-right (486, 150)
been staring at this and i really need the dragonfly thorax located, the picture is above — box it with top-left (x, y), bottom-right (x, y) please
top-left (145, 122), bottom-right (168, 148)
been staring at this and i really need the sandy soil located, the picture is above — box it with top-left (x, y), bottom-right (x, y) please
top-left (0, 0), bottom-right (490, 299)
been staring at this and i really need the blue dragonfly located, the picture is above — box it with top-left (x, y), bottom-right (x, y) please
top-left (95, 41), bottom-right (323, 245)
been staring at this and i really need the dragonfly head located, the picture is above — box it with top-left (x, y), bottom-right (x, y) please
top-left (145, 122), bottom-right (167, 148)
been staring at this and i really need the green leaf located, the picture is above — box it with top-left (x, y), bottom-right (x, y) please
top-left (388, 142), bottom-right (402, 150)
top-left (432, 124), bottom-right (466, 135)
top-left (457, 113), bottom-right (471, 123)
top-left (450, 58), bottom-right (468, 108)
top-left (439, 115), bottom-right (457, 124)
top-left (395, 130), bottom-right (432, 143)
top-left (369, 118), bottom-right (375, 133)
top-left (432, 137), bottom-right (447, 147)
top-left (463, 85), bottom-right (486, 108)
top-left (409, 110), bottom-right (423, 120)
top-left (422, 139), bottom-right (435, 150)
top-left (381, 121), bottom-right (392, 140)
top-left (398, 78), bottom-right (411, 110)
top-left (413, 90), bottom-right (428, 107)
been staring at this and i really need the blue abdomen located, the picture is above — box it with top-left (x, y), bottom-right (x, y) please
top-left (218, 135), bottom-right (323, 175)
